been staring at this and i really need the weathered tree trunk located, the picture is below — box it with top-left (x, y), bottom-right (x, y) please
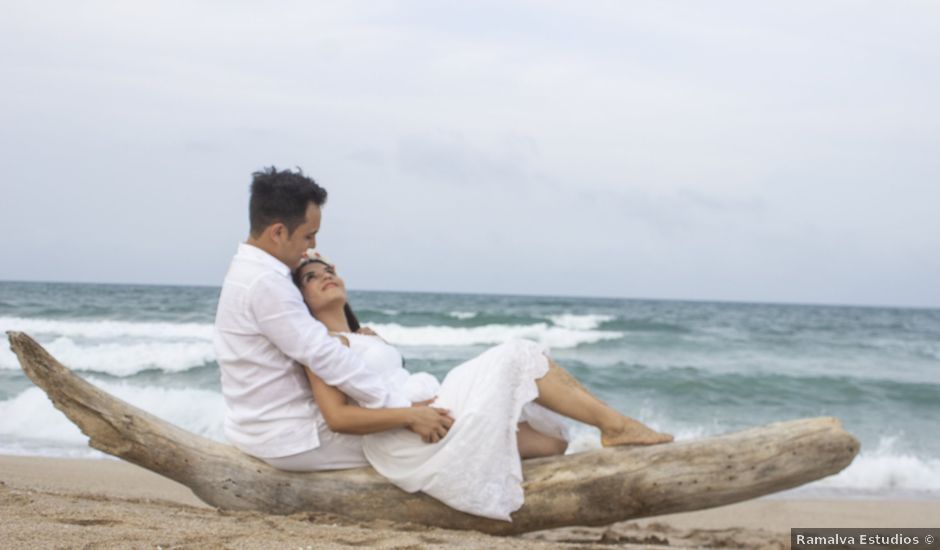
top-left (8, 331), bottom-right (859, 535)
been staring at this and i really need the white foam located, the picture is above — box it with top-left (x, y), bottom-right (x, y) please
top-left (565, 424), bottom-right (601, 454)
top-left (0, 336), bottom-right (215, 375)
top-left (370, 322), bottom-right (622, 349)
top-left (448, 311), bottom-right (478, 320)
top-left (0, 387), bottom-right (89, 444)
top-left (548, 313), bottom-right (616, 331)
top-left (805, 435), bottom-right (940, 494)
top-left (0, 316), bottom-right (215, 375)
top-left (0, 380), bottom-right (226, 456)
top-left (0, 316), bottom-right (214, 340)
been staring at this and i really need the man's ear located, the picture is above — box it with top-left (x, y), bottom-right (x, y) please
top-left (268, 222), bottom-right (287, 244)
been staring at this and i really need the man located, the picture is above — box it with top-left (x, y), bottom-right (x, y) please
top-left (214, 167), bottom-right (449, 470)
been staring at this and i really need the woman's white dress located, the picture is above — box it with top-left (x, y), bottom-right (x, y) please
top-left (342, 333), bottom-right (570, 522)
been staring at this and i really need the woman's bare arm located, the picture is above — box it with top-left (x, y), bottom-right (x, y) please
top-left (304, 369), bottom-right (454, 442)
top-left (306, 369), bottom-right (408, 433)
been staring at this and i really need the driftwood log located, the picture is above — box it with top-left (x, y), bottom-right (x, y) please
top-left (8, 330), bottom-right (860, 535)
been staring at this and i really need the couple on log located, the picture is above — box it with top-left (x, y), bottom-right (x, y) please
top-left (214, 167), bottom-right (673, 521)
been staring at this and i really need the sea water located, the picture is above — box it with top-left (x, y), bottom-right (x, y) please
top-left (1, 281), bottom-right (937, 499)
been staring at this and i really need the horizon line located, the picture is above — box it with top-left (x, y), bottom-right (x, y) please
top-left (1, 278), bottom-right (937, 312)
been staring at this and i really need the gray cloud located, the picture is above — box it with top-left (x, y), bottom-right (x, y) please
top-left (1, 1), bottom-right (938, 307)
top-left (397, 131), bottom-right (539, 187)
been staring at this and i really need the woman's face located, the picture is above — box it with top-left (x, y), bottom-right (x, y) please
top-left (297, 261), bottom-right (347, 315)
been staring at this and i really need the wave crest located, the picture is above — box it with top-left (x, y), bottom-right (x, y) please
top-left (370, 322), bottom-right (621, 349)
top-left (0, 380), bottom-right (226, 457)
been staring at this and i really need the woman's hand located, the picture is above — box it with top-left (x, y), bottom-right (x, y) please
top-left (406, 405), bottom-right (454, 444)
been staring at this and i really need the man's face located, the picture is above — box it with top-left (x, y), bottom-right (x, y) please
top-left (279, 202), bottom-right (321, 268)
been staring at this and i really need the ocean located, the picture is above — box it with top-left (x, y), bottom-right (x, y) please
top-left (1, 280), bottom-right (937, 499)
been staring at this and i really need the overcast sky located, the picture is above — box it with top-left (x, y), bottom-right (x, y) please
top-left (1, 1), bottom-right (938, 308)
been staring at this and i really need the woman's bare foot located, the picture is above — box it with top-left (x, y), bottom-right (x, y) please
top-left (600, 417), bottom-right (674, 447)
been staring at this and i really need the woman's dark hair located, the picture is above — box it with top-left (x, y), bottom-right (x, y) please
top-left (292, 261), bottom-right (361, 332)
top-left (341, 303), bottom-right (362, 333)
top-left (249, 166), bottom-right (328, 238)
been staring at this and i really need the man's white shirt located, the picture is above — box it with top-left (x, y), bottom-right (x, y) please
top-left (213, 243), bottom-right (409, 458)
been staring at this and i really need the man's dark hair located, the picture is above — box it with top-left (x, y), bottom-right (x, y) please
top-left (249, 166), bottom-right (328, 237)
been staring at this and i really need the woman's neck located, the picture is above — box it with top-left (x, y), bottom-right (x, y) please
top-left (315, 304), bottom-right (351, 334)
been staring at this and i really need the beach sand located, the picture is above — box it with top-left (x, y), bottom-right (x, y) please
top-left (1, 454), bottom-right (937, 549)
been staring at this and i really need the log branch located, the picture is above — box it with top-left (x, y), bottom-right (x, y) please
top-left (7, 330), bottom-right (860, 535)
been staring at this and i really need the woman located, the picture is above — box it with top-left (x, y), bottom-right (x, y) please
top-left (283, 250), bottom-right (673, 521)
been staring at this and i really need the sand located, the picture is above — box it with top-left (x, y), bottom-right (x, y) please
top-left (1, 454), bottom-right (937, 549)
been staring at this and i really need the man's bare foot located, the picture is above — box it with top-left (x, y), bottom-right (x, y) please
top-left (601, 417), bottom-right (674, 447)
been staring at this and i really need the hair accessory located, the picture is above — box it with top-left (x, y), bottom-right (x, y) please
top-left (299, 248), bottom-right (334, 269)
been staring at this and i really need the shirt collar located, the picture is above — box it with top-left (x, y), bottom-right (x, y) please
top-left (237, 242), bottom-right (291, 277)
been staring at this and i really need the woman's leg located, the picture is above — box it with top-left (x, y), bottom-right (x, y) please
top-left (534, 356), bottom-right (673, 447)
top-left (517, 421), bottom-right (568, 458)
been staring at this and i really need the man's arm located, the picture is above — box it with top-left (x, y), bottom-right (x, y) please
top-left (249, 273), bottom-right (410, 409)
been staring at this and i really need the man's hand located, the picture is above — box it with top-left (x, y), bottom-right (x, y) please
top-left (405, 405), bottom-right (454, 443)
